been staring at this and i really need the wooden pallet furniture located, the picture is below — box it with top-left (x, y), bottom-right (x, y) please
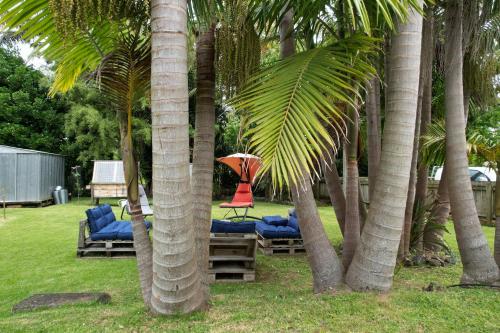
top-left (77, 219), bottom-right (136, 258)
top-left (208, 233), bottom-right (257, 283)
top-left (256, 232), bottom-right (306, 256)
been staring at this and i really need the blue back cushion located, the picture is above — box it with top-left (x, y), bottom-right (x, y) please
top-left (288, 216), bottom-right (300, 232)
top-left (262, 215), bottom-right (288, 226)
top-left (86, 204), bottom-right (116, 233)
top-left (255, 222), bottom-right (300, 239)
top-left (211, 219), bottom-right (255, 233)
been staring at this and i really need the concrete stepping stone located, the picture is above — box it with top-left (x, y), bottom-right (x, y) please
top-left (12, 293), bottom-right (111, 313)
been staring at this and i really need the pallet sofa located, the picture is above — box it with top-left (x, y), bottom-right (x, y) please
top-left (255, 211), bottom-right (305, 255)
top-left (209, 220), bottom-right (257, 282)
top-left (77, 204), bottom-right (152, 258)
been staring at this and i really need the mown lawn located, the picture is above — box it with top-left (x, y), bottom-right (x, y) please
top-left (0, 199), bottom-right (498, 332)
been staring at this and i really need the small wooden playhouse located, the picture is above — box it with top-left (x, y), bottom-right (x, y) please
top-left (88, 160), bottom-right (127, 204)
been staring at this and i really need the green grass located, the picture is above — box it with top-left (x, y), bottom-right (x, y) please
top-left (0, 199), bottom-right (498, 332)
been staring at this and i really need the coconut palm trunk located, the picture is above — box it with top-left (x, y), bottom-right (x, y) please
top-left (323, 152), bottom-right (346, 236)
top-left (118, 110), bottom-right (153, 309)
top-left (414, 7), bottom-right (434, 252)
top-left (342, 108), bottom-right (360, 269)
top-left (150, 0), bottom-right (205, 314)
top-left (424, 163), bottom-right (450, 251)
top-left (345, 2), bottom-right (424, 291)
top-left (192, 26), bottom-right (216, 297)
top-left (495, 165), bottom-right (500, 267)
top-left (281, 9), bottom-right (343, 292)
top-left (444, 0), bottom-right (499, 284)
top-left (366, 77), bottom-right (381, 200)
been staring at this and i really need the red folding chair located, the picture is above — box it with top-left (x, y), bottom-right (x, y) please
top-left (220, 183), bottom-right (260, 221)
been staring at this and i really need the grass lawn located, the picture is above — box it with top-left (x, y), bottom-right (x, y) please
top-left (0, 199), bottom-right (498, 332)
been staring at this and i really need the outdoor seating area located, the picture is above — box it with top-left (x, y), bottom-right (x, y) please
top-left (77, 204), bottom-right (152, 258)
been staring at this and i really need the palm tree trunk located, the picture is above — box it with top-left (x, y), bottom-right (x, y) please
top-left (495, 165), bottom-right (500, 267)
top-left (424, 163), bottom-right (450, 251)
top-left (118, 93), bottom-right (153, 311)
top-left (366, 77), bottom-right (381, 200)
top-left (444, 0), bottom-right (499, 283)
top-left (345, 2), bottom-right (424, 291)
top-left (322, 156), bottom-right (346, 236)
top-left (150, 0), bottom-right (205, 314)
top-left (192, 26), bottom-right (216, 301)
top-left (281, 9), bottom-right (343, 292)
top-left (414, 7), bottom-right (434, 252)
top-left (342, 108), bottom-right (360, 269)
top-left (400, 91), bottom-right (421, 258)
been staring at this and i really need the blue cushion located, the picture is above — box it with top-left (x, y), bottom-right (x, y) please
top-left (90, 221), bottom-right (152, 241)
top-left (288, 216), bottom-right (300, 232)
top-left (262, 215), bottom-right (288, 226)
top-left (255, 222), bottom-right (301, 239)
top-left (211, 219), bottom-right (255, 233)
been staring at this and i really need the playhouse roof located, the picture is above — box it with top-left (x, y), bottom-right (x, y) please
top-left (91, 160), bottom-right (125, 185)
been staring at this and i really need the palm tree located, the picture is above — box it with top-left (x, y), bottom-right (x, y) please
top-left (443, 0), bottom-right (499, 284)
top-left (150, 0), bottom-right (206, 314)
top-left (322, 156), bottom-right (346, 236)
top-left (0, 0), bottom-right (156, 307)
top-left (280, 9), bottom-right (344, 292)
top-left (192, 25), bottom-right (216, 296)
top-left (345, 1), bottom-right (424, 291)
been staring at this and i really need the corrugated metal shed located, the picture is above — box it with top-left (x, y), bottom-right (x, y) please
top-left (0, 145), bottom-right (65, 203)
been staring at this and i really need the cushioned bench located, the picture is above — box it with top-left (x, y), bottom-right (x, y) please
top-left (77, 204), bottom-right (152, 258)
top-left (256, 210), bottom-right (304, 255)
top-left (86, 204), bottom-right (151, 241)
top-left (211, 219), bottom-right (255, 233)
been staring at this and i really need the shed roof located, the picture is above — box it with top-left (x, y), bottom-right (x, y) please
top-left (91, 160), bottom-right (125, 184)
top-left (0, 145), bottom-right (63, 156)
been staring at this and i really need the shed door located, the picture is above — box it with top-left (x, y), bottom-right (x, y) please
top-left (16, 154), bottom-right (40, 202)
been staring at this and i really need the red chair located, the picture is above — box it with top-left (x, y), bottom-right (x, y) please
top-left (220, 183), bottom-right (259, 221)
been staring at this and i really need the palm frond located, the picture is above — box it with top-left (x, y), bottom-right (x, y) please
top-left (230, 35), bottom-right (376, 190)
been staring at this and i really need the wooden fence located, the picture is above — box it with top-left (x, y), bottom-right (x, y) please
top-left (314, 177), bottom-right (496, 225)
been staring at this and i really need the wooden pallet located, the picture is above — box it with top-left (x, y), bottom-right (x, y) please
top-left (208, 233), bottom-right (257, 282)
top-left (259, 246), bottom-right (306, 256)
top-left (77, 240), bottom-right (136, 258)
top-left (256, 232), bottom-right (306, 256)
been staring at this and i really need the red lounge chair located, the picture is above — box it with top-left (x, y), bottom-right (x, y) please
top-left (220, 183), bottom-right (259, 221)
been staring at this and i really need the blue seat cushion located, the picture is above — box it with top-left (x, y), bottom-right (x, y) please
top-left (255, 222), bottom-right (301, 239)
top-left (287, 216), bottom-right (300, 232)
top-left (90, 221), bottom-right (152, 241)
top-left (262, 215), bottom-right (288, 226)
top-left (86, 204), bottom-right (117, 233)
top-left (211, 219), bottom-right (255, 233)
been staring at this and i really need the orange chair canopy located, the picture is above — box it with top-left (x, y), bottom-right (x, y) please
top-left (216, 153), bottom-right (262, 184)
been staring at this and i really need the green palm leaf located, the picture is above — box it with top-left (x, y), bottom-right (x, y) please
top-left (230, 35), bottom-right (376, 189)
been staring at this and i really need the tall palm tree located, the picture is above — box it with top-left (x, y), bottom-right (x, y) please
top-left (280, 9), bottom-right (344, 292)
top-left (322, 156), bottom-right (346, 236)
top-left (343, 106), bottom-right (360, 269)
top-left (0, 0), bottom-right (156, 307)
top-left (192, 25), bottom-right (216, 297)
top-left (345, 1), bottom-right (424, 291)
top-left (150, 0), bottom-right (205, 313)
top-left (444, 0), bottom-right (499, 284)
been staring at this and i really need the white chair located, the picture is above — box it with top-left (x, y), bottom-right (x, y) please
top-left (118, 185), bottom-right (153, 219)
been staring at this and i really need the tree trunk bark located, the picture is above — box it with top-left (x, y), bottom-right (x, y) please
top-left (342, 108), bottom-right (360, 269)
top-left (118, 111), bottom-right (153, 310)
top-left (400, 90), bottom-right (421, 258)
top-left (150, 0), bottom-right (205, 314)
top-left (192, 25), bottom-right (216, 303)
top-left (444, 0), bottom-right (499, 284)
top-left (322, 156), bottom-right (346, 236)
top-left (281, 9), bottom-right (343, 292)
top-left (366, 77), bottom-right (381, 200)
top-left (424, 162), bottom-right (450, 251)
top-left (345, 2), bottom-right (424, 291)
top-left (495, 165), bottom-right (500, 268)
top-left (414, 7), bottom-right (434, 252)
